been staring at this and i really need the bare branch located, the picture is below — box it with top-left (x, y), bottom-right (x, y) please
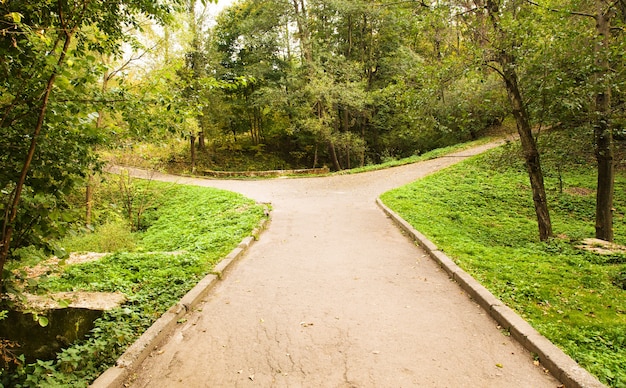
top-left (106, 42), bottom-right (160, 80)
top-left (484, 61), bottom-right (505, 78)
top-left (375, 0), bottom-right (431, 8)
top-left (525, 0), bottom-right (596, 18)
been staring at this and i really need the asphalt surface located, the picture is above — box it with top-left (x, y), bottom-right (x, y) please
top-left (118, 142), bottom-right (561, 387)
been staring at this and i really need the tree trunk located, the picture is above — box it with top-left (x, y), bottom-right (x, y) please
top-left (1, 31), bottom-right (74, 292)
top-left (190, 134), bottom-right (196, 172)
top-left (484, 0), bottom-right (552, 241)
top-left (593, 4), bottom-right (614, 241)
top-left (500, 58), bottom-right (553, 241)
top-left (198, 131), bottom-right (205, 150)
top-left (329, 141), bottom-right (341, 171)
top-left (85, 175), bottom-right (93, 226)
top-left (291, 0), bottom-right (313, 64)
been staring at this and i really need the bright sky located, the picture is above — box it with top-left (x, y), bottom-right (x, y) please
top-left (205, 0), bottom-right (238, 19)
top-left (120, 0), bottom-right (240, 76)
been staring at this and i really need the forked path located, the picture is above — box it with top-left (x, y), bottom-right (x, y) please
top-left (125, 142), bottom-right (559, 387)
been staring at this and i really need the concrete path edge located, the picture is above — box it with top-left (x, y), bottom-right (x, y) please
top-left (90, 216), bottom-right (270, 388)
top-left (375, 198), bottom-right (606, 388)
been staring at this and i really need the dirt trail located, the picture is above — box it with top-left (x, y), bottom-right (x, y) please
top-left (122, 142), bottom-right (560, 387)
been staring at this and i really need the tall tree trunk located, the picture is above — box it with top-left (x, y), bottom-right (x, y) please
top-left (1, 30), bottom-right (74, 292)
top-left (86, 68), bottom-right (110, 226)
top-left (500, 58), bottom-right (553, 241)
top-left (85, 175), bottom-right (94, 226)
top-left (485, 0), bottom-right (552, 241)
top-left (342, 107), bottom-right (349, 133)
top-left (292, 0), bottom-right (313, 64)
top-left (198, 131), bottom-right (205, 150)
top-left (593, 3), bottom-right (614, 241)
top-left (190, 133), bottom-right (196, 172)
top-left (329, 141), bottom-right (341, 171)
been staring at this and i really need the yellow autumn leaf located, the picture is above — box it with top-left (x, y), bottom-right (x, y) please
top-left (5, 12), bottom-right (23, 23)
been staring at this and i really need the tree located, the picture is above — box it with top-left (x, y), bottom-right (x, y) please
top-left (195, 0), bottom-right (522, 169)
top-left (589, 0), bottom-right (619, 242)
top-left (525, 0), bottom-right (626, 241)
top-left (455, 0), bottom-right (553, 240)
top-left (0, 0), bottom-right (186, 294)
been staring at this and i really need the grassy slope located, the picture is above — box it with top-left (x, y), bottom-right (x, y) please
top-left (381, 146), bottom-right (626, 387)
top-left (4, 181), bottom-right (266, 387)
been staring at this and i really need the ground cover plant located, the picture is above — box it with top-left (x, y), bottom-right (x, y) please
top-left (337, 138), bottom-right (496, 175)
top-left (1, 176), bottom-right (266, 387)
top-left (380, 138), bottom-right (626, 387)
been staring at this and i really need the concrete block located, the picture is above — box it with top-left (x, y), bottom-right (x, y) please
top-left (238, 236), bottom-right (255, 249)
top-left (179, 274), bottom-right (218, 310)
top-left (116, 309), bottom-right (180, 369)
top-left (430, 250), bottom-right (461, 277)
top-left (212, 247), bottom-right (244, 278)
top-left (375, 198), bottom-right (438, 253)
top-left (452, 270), bottom-right (502, 312)
top-left (525, 333), bottom-right (605, 388)
top-left (89, 365), bottom-right (126, 388)
top-left (411, 229), bottom-right (439, 254)
top-left (490, 304), bottom-right (539, 348)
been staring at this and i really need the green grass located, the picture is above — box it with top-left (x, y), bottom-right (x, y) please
top-left (381, 146), bottom-right (626, 388)
top-left (3, 180), bottom-right (266, 387)
top-left (337, 137), bottom-right (495, 175)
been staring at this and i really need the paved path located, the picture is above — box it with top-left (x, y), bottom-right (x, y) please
top-left (123, 142), bottom-right (559, 387)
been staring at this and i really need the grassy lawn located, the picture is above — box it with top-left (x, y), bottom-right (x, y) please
top-left (338, 137), bottom-right (495, 175)
top-left (3, 178), bottom-right (266, 387)
top-left (381, 144), bottom-right (626, 387)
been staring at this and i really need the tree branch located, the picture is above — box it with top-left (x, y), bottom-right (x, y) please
top-left (375, 0), bottom-right (431, 8)
top-left (525, 0), bottom-right (596, 18)
top-left (484, 61), bottom-right (505, 78)
top-left (107, 42), bottom-right (160, 81)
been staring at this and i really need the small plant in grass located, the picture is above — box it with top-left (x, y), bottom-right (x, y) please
top-left (611, 268), bottom-right (626, 290)
top-left (381, 142), bottom-right (626, 387)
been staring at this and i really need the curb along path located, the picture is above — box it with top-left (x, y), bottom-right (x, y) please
top-left (96, 142), bottom-right (599, 387)
top-left (376, 200), bottom-right (603, 388)
top-left (91, 218), bottom-right (270, 387)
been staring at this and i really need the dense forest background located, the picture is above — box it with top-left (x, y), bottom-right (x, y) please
top-left (1, 0), bottom-right (625, 278)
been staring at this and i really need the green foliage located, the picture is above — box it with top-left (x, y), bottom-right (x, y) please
top-left (610, 267), bottom-right (626, 290)
top-left (3, 180), bottom-right (266, 386)
top-left (137, 184), bottom-right (264, 256)
top-left (0, 0), bottom-right (191, 293)
top-left (181, 0), bottom-right (507, 171)
top-left (61, 221), bottom-right (136, 253)
top-left (381, 143), bottom-right (626, 387)
top-left (341, 138), bottom-right (493, 175)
